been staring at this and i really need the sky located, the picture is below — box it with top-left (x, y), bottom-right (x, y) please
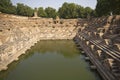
top-left (11, 0), bottom-right (97, 10)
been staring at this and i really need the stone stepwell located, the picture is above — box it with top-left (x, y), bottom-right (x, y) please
top-left (0, 13), bottom-right (77, 71)
top-left (75, 15), bottom-right (120, 80)
top-left (0, 13), bottom-right (120, 80)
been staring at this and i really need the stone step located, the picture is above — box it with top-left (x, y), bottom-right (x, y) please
top-left (79, 33), bottom-right (120, 62)
top-left (111, 66), bottom-right (119, 69)
top-left (112, 70), bottom-right (120, 73)
top-left (91, 39), bottom-right (120, 58)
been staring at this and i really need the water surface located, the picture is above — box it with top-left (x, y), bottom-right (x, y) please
top-left (0, 40), bottom-right (101, 80)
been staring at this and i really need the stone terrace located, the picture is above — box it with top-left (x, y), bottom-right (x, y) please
top-left (0, 13), bottom-right (77, 71)
top-left (75, 15), bottom-right (120, 80)
top-left (0, 13), bottom-right (120, 80)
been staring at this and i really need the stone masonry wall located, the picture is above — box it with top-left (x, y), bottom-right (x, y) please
top-left (75, 15), bottom-right (120, 80)
top-left (0, 13), bottom-right (77, 71)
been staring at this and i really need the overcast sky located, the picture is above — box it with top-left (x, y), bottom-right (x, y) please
top-left (11, 0), bottom-right (97, 10)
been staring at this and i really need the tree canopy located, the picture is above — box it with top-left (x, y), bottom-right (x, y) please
top-left (37, 7), bottom-right (47, 17)
top-left (0, 0), bottom-right (16, 14)
top-left (0, 0), bottom-right (95, 18)
top-left (45, 7), bottom-right (57, 19)
top-left (16, 3), bottom-right (34, 17)
top-left (95, 0), bottom-right (120, 17)
top-left (58, 2), bottom-right (94, 19)
top-left (1, 0), bottom-right (119, 18)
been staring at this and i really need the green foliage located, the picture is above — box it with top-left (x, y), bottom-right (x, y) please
top-left (109, 0), bottom-right (120, 14)
top-left (0, 0), bottom-right (16, 14)
top-left (76, 5), bottom-right (85, 18)
top-left (37, 7), bottom-right (47, 17)
top-left (58, 2), bottom-right (94, 19)
top-left (58, 2), bottom-right (78, 18)
top-left (0, 0), bottom-right (98, 18)
top-left (84, 7), bottom-right (93, 17)
top-left (95, 0), bottom-right (120, 17)
top-left (95, 0), bottom-right (110, 17)
top-left (90, 10), bottom-right (97, 17)
top-left (0, 0), bottom-right (34, 16)
top-left (45, 7), bottom-right (57, 19)
top-left (16, 3), bottom-right (34, 17)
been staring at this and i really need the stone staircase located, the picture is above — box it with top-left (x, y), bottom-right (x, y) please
top-left (75, 15), bottom-right (120, 80)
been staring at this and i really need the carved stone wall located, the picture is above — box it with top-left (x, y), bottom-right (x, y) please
top-left (75, 15), bottom-right (120, 80)
top-left (0, 13), bottom-right (77, 71)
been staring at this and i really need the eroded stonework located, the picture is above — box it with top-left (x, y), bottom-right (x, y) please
top-left (76, 15), bottom-right (120, 80)
top-left (0, 13), bottom-right (77, 71)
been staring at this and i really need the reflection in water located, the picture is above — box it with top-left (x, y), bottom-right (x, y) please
top-left (29, 40), bottom-right (80, 58)
top-left (0, 40), bottom-right (101, 80)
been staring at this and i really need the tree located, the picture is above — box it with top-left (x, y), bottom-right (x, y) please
top-left (58, 2), bottom-right (93, 19)
top-left (0, 0), bottom-right (16, 14)
top-left (0, 1), bottom-right (97, 18)
top-left (90, 10), bottom-right (97, 17)
top-left (109, 0), bottom-right (120, 14)
top-left (95, 0), bottom-right (120, 17)
top-left (95, 0), bottom-right (110, 17)
top-left (45, 7), bottom-right (57, 18)
top-left (37, 7), bottom-right (47, 17)
top-left (84, 7), bottom-right (93, 18)
top-left (58, 2), bottom-right (78, 19)
top-left (76, 5), bottom-right (85, 18)
top-left (16, 3), bottom-right (34, 17)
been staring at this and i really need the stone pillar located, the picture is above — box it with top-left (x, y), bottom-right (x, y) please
top-left (104, 39), bottom-right (112, 46)
top-left (86, 41), bottom-right (90, 45)
top-left (96, 50), bottom-right (106, 61)
top-left (104, 58), bottom-right (114, 71)
top-left (114, 44), bottom-right (120, 51)
top-left (90, 44), bottom-right (95, 51)
top-left (94, 32), bottom-right (97, 36)
top-left (33, 8), bottom-right (38, 17)
top-left (88, 32), bottom-right (91, 36)
top-left (99, 32), bottom-right (104, 38)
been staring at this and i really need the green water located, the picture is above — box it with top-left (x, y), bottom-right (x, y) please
top-left (0, 40), bottom-right (101, 80)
